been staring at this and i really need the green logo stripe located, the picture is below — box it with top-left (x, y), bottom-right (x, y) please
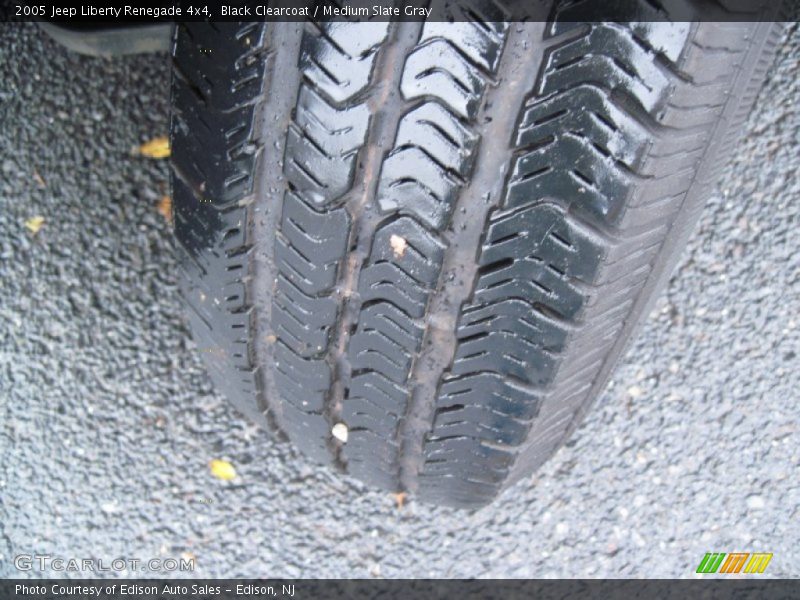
top-left (696, 553), bottom-right (713, 573)
top-left (697, 553), bottom-right (726, 573)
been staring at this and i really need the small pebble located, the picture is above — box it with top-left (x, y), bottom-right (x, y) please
top-left (332, 422), bottom-right (348, 443)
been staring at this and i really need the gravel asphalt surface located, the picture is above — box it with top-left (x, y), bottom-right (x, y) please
top-left (1, 23), bottom-right (798, 579)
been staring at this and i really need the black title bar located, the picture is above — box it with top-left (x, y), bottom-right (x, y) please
top-left (4, 0), bottom-right (799, 23)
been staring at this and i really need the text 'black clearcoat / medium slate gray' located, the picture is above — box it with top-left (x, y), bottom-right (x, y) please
top-left (169, 1), bottom-right (788, 507)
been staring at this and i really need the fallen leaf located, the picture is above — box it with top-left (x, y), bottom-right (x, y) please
top-left (137, 136), bottom-right (171, 159)
top-left (392, 492), bottom-right (407, 510)
top-left (157, 195), bottom-right (173, 224)
top-left (209, 459), bottom-right (237, 481)
top-left (25, 215), bottom-right (45, 234)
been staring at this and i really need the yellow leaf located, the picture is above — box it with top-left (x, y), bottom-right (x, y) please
top-left (137, 136), bottom-right (171, 159)
top-left (209, 459), bottom-right (236, 481)
top-left (157, 195), bottom-right (173, 224)
top-left (25, 215), bottom-right (45, 234)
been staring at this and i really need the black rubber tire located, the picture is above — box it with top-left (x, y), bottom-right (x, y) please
top-left (170, 5), bottom-right (787, 508)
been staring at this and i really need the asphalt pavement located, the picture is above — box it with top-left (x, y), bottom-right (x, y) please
top-left (1, 22), bottom-right (798, 578)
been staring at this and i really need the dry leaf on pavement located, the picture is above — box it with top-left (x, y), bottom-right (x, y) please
top-left (136, 136), bottom-right (171, 159)
top-left (157, 195), bottom-right (173, 225)
top-left (25, 215), bottom-right (45, 235)
top-left (209, 459), bottom-right (237, 481)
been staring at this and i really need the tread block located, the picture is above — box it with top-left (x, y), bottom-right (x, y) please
top-left (506, 135), bottom-right (632, 225)
top-left (349, 330), bottom-right (414, 384)
top-left (273, 276), bottom-right (339, 357)
top-left (437, 373), bottom-right (542, 420)
top-left (423, 438), bottom-right (513, 476)
top-left (377, 102), bottom-right (480, 229)
top-left (540, 23), bottom-right (675, 112)
top-left (419, 12), bottom-right (509, 73)
top-left (551, 9), bottom-right (691, 63)
top-left (274, 345), bottom-right (330, 423)
top-left (284, 85), bottom-right (370, 207)
top-left (433, 407), bottom-right (531, 446)
top-left (369, 217), bottom-right (446, 285)
top-left (376, 147), bottom-right (462, 230)
top-left (358, 303), bottom-right (423, 354)
top-left (300, 22), bottom-right (389, 103)
top-left (476, 203), bottom-right (601, 315)
top-left (393, 102), bottom-right (480, 175)
top-left (358, 263), bottom-right (431, 319)
top-left (275, 234), bottom-right (340, 294)
top-left (280, 190), bottom-right (351, 259)
top-left (401, 39), bottom-right (486, 119)
top-left (517, 84), bottom-right (649, 170)
top-left (345, 371), bottom-right (408, 420)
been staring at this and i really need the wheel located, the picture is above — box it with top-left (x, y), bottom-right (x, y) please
top-left (169, 4), bottom-right (787, 508)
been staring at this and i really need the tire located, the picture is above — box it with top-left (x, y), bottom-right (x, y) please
top-left (170, 5), bottom-right (787, 508)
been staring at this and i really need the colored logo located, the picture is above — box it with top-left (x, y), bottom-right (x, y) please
top-left (696, 553), bottom-right (773, 574)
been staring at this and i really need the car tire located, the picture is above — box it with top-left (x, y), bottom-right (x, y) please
top-left (169, 5), bottom-right (787, 507)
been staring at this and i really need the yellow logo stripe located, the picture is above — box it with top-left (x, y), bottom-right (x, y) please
top-left (744, 553), bottom-right (773, 574)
